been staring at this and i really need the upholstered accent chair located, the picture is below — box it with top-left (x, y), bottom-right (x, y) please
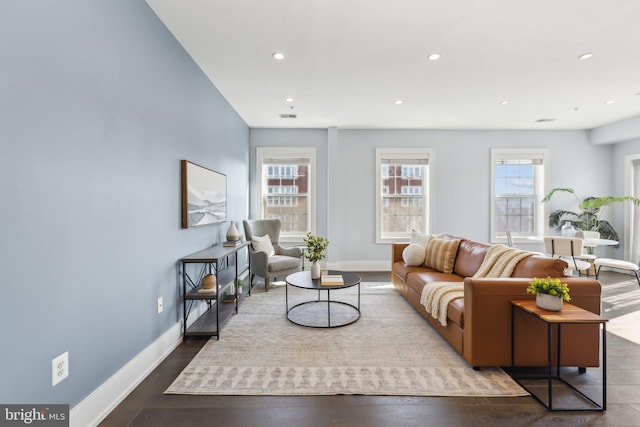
top-left (243, 219), bottom-right (302, 291)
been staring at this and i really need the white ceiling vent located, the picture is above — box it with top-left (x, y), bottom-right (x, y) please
top-left (280, 113), bottom-right (297, 119)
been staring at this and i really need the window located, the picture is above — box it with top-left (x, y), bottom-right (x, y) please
top-left (257, 147), bottom-right (316, 240)
top-left (491, 148), bottom-right (548, 243)
top-left (376, 148), bottom-right (432, 243)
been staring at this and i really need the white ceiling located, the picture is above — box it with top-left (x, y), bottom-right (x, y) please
top-left (146, 0), bottom-right (640, 130)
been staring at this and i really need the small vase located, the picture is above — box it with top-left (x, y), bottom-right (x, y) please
top-left (311, 261), bottom-right (321, 279)
top-left (226, 221), bottom-right (240, 241)
top-left (536, 293), bottom-right (563, 311)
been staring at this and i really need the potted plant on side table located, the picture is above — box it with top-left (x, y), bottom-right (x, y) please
top-left (526, 276), bottom-right (571, 311)
top-left (303, 232), bottom-right (329, 279)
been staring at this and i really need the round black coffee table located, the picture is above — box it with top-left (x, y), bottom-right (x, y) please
top-left (285, 270), bottom-right (361, 328)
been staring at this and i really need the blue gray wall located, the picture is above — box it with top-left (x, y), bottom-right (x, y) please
top-left (0, 1), bottom-right (249, 406)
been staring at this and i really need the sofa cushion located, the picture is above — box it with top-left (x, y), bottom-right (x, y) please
top-left (392, 261), bottom-right (429, 283)
top-left (453, 239), bottom-right (490, 277)
top-left (424, 238), bottom-right (461, 274)
top-left (511, 255), bottom-right (568, 278)
top-left (267, 255), bottom-right (300, 272)
top-left (406, 270), bottom-right (464, 296)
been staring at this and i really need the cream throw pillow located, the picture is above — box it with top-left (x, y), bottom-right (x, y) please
top-left (252, 234), bottom-right (275, 256)
top-left (410, 229), bottom-right (431, 247)
top-left (424, 237), bottom-right (461, 274)
top-left (402, 243), bottom-right (426, 266)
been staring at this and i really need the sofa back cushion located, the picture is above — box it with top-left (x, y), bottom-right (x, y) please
top-left (453, 239), bottom-right (490, 277)
top-left (424, 237), bottom-right (461, 274)
top-left (510, 255), bottom-right (568, 277)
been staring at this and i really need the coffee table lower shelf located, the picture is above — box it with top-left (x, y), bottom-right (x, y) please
top-left (287, 299), bottom-right (360, 328)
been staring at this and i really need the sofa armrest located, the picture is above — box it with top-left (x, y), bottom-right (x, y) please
top-left (463, 277), bottom-right (601, 367)
top-left (392, 243), bottom-right (408, 264)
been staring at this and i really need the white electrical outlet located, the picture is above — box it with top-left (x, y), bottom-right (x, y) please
top-left (157, 297), bottom-right (163, 314)
top-left (52, 352), bottom-right (69, 386)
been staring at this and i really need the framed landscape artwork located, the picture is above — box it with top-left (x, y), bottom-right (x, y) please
top-left (181, 160), bottom-right (227, 228)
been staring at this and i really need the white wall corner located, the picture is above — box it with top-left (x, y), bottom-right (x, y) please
top-left (590, 115), bottom-right (640, 145)
top-left (70, 322), bottom-right (183, 427)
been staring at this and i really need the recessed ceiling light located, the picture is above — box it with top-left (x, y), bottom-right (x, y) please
top-left (535, 118), bottom-right (557, 123)
top-left (427, 52), bottom-right (441, 61)
top-left (578, 52), bottom-right (593, 60)
top-left (605, 100), bottom-right (615, 105)
top-left (499, 100), bottom-right (509, 105)
top-left (272, 51), bottom-right (285, 60)
top-left (285, 97), bottom-right (294, 103)
top-left (394, 99), bottom-right (403, 105)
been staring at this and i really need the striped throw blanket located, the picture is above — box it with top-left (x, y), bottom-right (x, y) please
top-left (473, 244), bottom-right (533, 278)
top-left (420, 245), bottom-right (534, 326)
top-left (420, 282), bottom-right (464, 326)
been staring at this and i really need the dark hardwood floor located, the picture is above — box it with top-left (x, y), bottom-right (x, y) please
top-left (100, 271), bottom-right (640, 426)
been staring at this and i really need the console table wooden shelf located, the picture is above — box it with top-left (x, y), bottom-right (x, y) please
top-left (510, 299), bottom-right (607, 411)
top-left (180, 242), bottom-right (250, 339)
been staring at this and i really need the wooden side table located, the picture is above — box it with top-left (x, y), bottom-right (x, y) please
top-left (510, 300), bottom-right (607, 411)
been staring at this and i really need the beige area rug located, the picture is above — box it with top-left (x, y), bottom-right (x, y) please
top-left (165, 282), bottom-right (527, 397)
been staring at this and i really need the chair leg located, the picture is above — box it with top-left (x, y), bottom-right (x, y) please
top-left (635, 271), bottom-right (640, 288)
top-left (265, 278), bottom-right (270, 292)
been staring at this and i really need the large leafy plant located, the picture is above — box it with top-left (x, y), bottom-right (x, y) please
top-left (541, 187), bottom-right (640, 244)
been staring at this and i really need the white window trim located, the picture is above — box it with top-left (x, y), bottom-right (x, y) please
top-left (376, 147), bottom-right (433, 244)
top-left (490, 148), bottom-right (549, 244)
top-left (256, 147), bottom-right (316, 242)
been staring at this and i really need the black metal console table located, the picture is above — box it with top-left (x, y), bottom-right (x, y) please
top-left (180, 242), bottom-right (249, 339)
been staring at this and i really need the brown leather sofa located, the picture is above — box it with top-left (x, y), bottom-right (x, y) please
top-left (391, 236), bottom-right (602, 369)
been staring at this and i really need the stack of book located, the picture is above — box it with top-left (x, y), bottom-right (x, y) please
top-left (223, 240), bottom-right (242, 247)
top-left (321, 274), bottom-right (344, 286)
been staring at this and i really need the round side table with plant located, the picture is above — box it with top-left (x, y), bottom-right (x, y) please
top-left (526, 277), bottom-right (571, 311)
top-left (303, 232), bottom-right (329, 279)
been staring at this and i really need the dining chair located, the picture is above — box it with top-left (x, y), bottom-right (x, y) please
top-left (543, 236), bottom-right (592, 277)
top-left (574, 230), bottom-right (600, 271)
top-left (594, 257), bottom-right (640, 287)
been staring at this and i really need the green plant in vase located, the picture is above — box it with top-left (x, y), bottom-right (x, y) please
top-left (303, 232), bottom-right (329, 279)
top-left (526, 276), bottom-right (570, 311)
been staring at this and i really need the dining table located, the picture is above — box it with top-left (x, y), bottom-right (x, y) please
top-left (526, 235), bottom-right (618, 248)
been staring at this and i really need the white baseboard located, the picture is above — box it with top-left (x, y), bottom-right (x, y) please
top-left (70, 321), bottom-right (183, 427)
top-left (327, 260), bottom-right (390, 272)
top-left (70, 275), bottom-right (243, 427)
